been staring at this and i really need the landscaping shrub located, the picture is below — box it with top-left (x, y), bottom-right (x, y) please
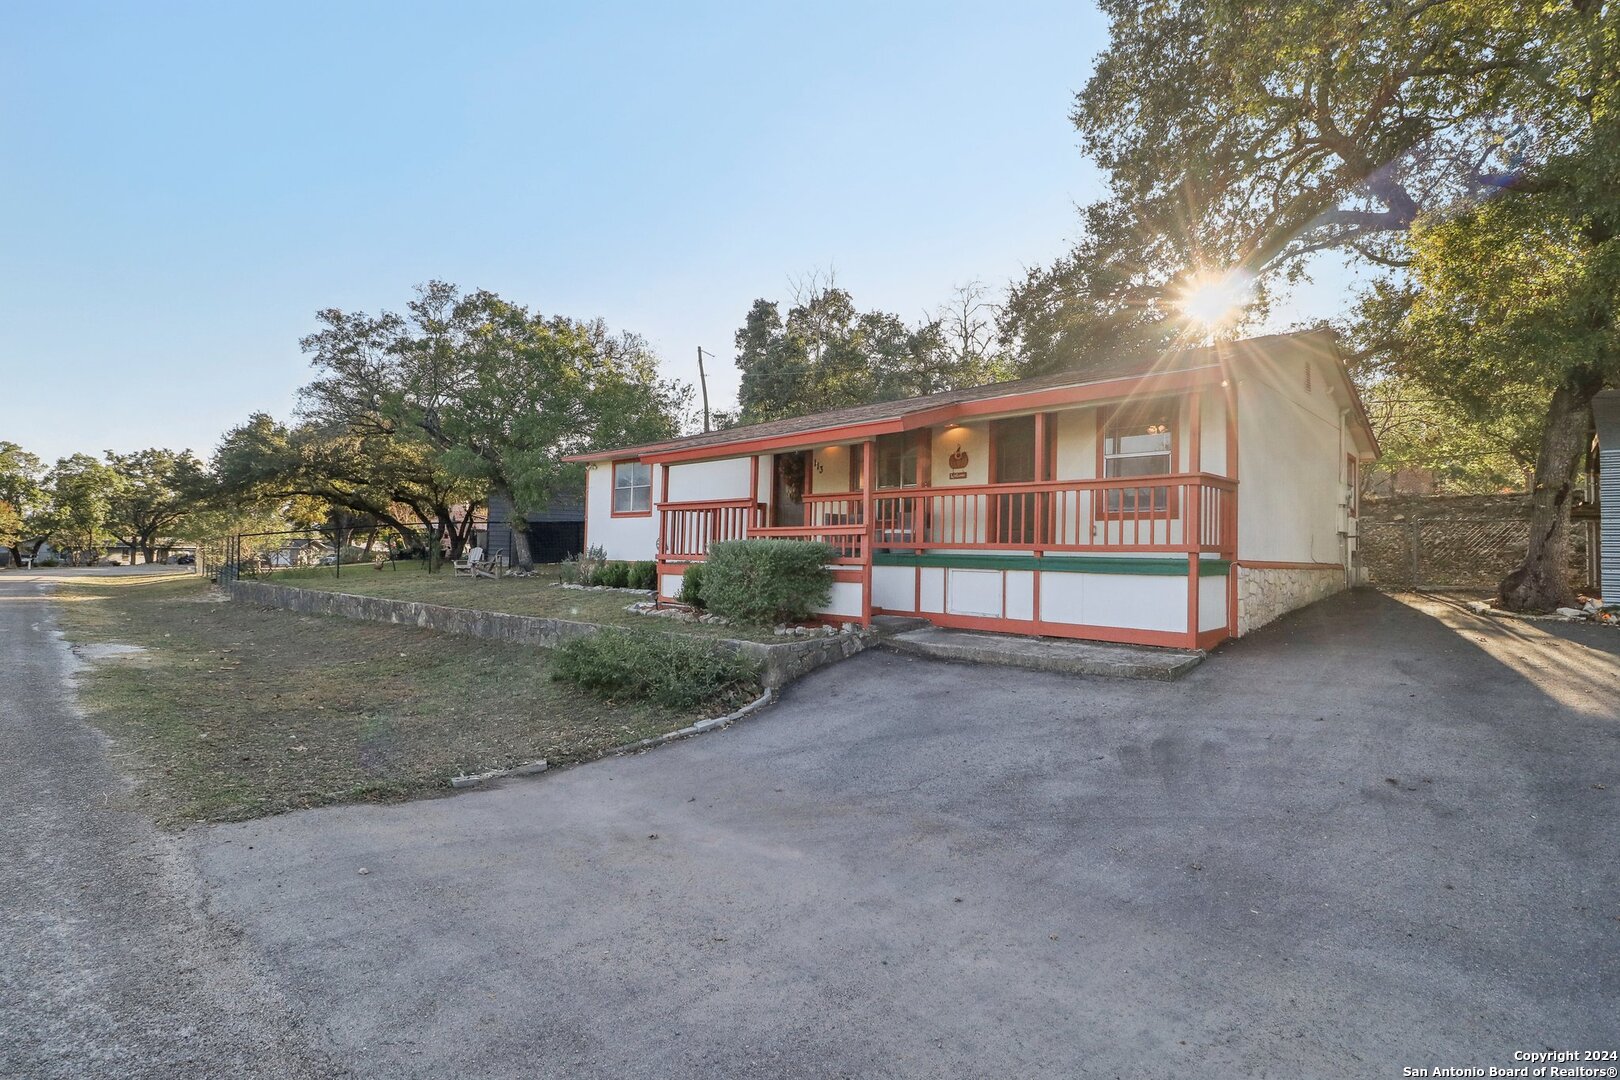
top-left (551, 627), bottom-right (760, 710)
top-left (595, 560), bottom-right (631, 588)
top-left (701, 539), bottom-right (833, 625)
top-left (628, 560), bottom-right (657, 591)
top-left (678, 563), bottom-right (707, 608)
top-left (562, 545), bottom-right (607, 585)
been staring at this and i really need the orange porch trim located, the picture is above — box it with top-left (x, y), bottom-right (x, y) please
top-left (639, 367), bottom-right (1226, 466)
top-left (871, 608), bottom-right (1201, 650)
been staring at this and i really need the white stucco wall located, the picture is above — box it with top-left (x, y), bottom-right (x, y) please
top-left (822, 580), bottom-right (865, 619)
top-left (931, 423), bottom-right (989, 486)
top-left (665, 457), bottom-right (754, 503)
top-left (1234, 364), bottom-right (1347, 565)
top-left (1038, 571), bottom-right (1187, 634)
top-left (586, 454), bottom-right (770, 564)
top-left (1199, 571), bottom-right (1228, 633)
top-left (585, 463), bottom-right (659, 561)
top-left (1199, 391), bottom-right (1229, 476)
top-left (808, 444), bottom-right (860, 495)
top-left (1050, 408), bottom-right (1097, 480)
top-left (872, 564), bottom-right (914, 611)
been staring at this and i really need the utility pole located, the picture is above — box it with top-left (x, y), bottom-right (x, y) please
top-left (696, 346), bottom-right (713, 432)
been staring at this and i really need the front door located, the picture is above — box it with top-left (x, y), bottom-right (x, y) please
top-left (991, 416), bottom-right (1037, 544)
top-left (772, 451), bottom-right (810, 527)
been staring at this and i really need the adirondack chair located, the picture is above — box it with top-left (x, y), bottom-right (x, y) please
top-left (452, 546), bottom-right (484, 577)
top-left (477, 549), bottom-right (507, 579)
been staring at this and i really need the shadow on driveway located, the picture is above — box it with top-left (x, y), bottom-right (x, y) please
top-left (190, 588), bottom-right (1619, 1079)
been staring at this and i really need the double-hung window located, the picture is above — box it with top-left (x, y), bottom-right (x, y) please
top-left (876, 431), bottom-right (927, 489)
top-left (1102, 407), bottom-right (1175, 514)
top-left (612, 461), bottom-right (652, 515)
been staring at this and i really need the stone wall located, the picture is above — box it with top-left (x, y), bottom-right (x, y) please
top-left (224, 580), bottom-right (872, 689)
top-left (1359, 494), bottom-right (1591, 590)
top-left (1236, 566), bottom-right (1346, 636)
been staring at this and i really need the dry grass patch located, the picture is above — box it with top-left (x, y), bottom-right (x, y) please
top-left (51, 576), bottom-right (718, 826)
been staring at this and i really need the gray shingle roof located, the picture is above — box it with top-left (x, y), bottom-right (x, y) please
top-left (572, 331), bottom-right (1344, 462)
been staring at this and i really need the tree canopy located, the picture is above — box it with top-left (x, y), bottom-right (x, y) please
top-left (733, 282), bottom-right (1010, 425)
top-left (0, 441), bottom-right (45, 562)
top-left (1005, 0), bottom-right (1618, 609)
top-left (102, 448), bottom-right (206, 565)
top-left (297, 281), bottom-right (689, 568)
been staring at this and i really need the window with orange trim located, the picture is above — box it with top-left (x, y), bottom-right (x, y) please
top-left (611, 461), bottom-right (652, 515)
top-left (1102, 406), bottom-right (1176, 514)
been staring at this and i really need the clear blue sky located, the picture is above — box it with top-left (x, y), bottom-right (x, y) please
top-left (0, 2), bottom-right (1346, 464)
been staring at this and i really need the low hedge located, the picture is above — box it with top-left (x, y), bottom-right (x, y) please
top-left (551, 627), bottom-right (760, 710)
top-left (701, 539), bottom-right (833, 625)
top-left (628, 560), bottom-right (657, 591)
top-left (678, 562), bottom-right (707, 608)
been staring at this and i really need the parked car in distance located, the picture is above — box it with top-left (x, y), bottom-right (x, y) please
top-left (175, 554), bottom-right (195, 565)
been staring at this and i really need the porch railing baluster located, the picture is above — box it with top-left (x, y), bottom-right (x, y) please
top-left (655, 473), bottom-right (1235, 564)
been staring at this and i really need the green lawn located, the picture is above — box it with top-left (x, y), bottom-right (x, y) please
top-left (261, 562), bottom-right (784, 642)
top-left (51, 575), bottom-right (724, 826)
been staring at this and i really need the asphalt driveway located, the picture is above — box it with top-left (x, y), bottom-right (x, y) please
top-left (185, 590), bottom-right (1619, 1079)
top-left (0, 578), bottom-right (345, 1080)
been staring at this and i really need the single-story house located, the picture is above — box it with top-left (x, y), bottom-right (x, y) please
top-left (569, 330), bottom-right (1379, 649)
top-left (266, 538), bottom-right (328, 568)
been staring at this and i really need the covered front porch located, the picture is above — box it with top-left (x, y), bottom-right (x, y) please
top-left (650, 387), bottom-right (1239, 650)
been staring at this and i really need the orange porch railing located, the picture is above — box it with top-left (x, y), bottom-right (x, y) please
top-left (804, 474), bottom-right (1235, 555)
top-left (654, 473), bottom-right (1235, 563)
top-left (657, 498), bottom-right (763, 560)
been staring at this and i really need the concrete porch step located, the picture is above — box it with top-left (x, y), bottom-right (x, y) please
top-left (870, 614), bottom-right (932, 635)
top-left (884, 626), bottom-right (1204, 681)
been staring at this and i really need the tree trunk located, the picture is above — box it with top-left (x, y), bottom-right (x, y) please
top-left (1497, 378), bottom-right (1600, 612)
top-left (492, 486), bottom-right (534, 571)
top-left (509, 523), bottom-right (535, 572)
top-left (436, 508), bottom-right (465, 560)
top-left (455, 508), bottom-right (479, 558)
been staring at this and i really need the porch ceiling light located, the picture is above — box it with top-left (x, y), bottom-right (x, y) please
top-left (1176, 269), bottom-right (1255, 329)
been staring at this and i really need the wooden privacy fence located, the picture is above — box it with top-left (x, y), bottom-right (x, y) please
top-left (1358, 495), bottom-right (1592, 590)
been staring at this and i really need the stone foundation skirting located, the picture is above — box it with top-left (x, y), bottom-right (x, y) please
top-left (224, 580), bottom-right (874, 689)
top-left (1236, 565), bottom-right (1346, 636)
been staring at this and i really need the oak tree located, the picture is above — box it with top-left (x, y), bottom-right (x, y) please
top-left (1005, 0), bottom-right (1617, 610)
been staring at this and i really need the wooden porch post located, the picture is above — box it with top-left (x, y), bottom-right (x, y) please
top-left (1032, 411), bottom-right (1046, 625)
top-left (861, 439), bottom-right (875, 625)
top-left (1186, 392), bottom-right (1203, 648)
top-left (656, 463), bottom-right (670, 608)
top-left (748, 455), bottom-right (760, 532)
top-left (1225, 368), bottom-right (1241, 636)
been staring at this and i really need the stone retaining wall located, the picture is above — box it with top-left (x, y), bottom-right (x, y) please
top-left (224, 580), bottom-right (872, 688)
top-left (1236, 566), bottom-right (1346, 636)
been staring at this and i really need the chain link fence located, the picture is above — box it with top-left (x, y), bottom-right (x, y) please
top-left (208, 518), bottom-right (525, 583)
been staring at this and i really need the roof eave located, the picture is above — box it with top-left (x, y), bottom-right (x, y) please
top-left (640, 365), bottom-right (1226, 466)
